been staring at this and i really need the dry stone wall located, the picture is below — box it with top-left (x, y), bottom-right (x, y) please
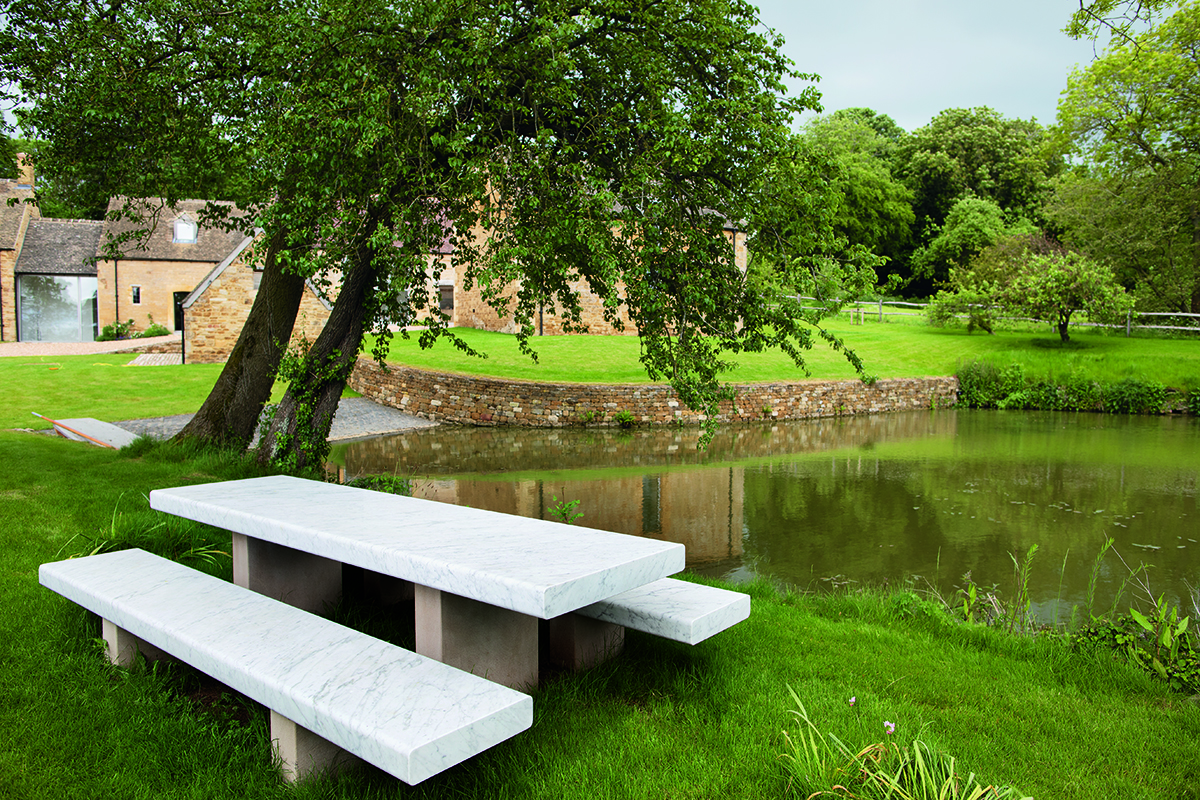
top-left (348, 358), bottom-right (958, 427)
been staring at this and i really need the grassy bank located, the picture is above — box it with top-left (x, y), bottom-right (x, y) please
top-left (4, 321), bottom-right (1197, 433)
top-left (373, 319), bottom-right (1200, 389)
top-left (0, 355), bottom-right (347, 431)
top-left (3, 431), bottom-right (1198, 798)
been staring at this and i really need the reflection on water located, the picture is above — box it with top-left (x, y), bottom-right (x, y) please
top-left (335, 411), bottom-right (1200, 620)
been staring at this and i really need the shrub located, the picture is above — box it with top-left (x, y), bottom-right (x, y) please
top-left (345, 474), bottom-right (412, 496)
top-left (1103, 378), bottom-right (1167, 414)
top-left (134, 315), bottom-right (171, 338)
top-left (96, 318), bottom-right (135, 341)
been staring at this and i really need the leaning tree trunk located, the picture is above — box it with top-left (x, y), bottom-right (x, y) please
top-left (175, 229), bottom-right (307, 449)
top-left (257, 219), bottom-right (384, 473)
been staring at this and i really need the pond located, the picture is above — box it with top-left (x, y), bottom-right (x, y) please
top-left (332, 410), bottom-right (1199, 623)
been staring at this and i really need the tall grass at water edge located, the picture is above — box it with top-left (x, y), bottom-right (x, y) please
top-left (2, 432), bottom-right (1199, 799)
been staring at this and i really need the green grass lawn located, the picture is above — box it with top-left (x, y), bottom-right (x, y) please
top-left (2, 432), bottom-right (1198, 798)
top-left (0, 355), bottom-right (350, 431)
top-left (373, 318), bottom-right (1200, 388)
top-left (4, 320), bottom-right (1196, 432)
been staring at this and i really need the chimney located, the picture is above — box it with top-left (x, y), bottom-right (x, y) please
top-left (15, 152), bottom-right (34, 188)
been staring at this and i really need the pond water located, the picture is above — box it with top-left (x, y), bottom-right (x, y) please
top-left (332, 410), bottom-right (1200, 622)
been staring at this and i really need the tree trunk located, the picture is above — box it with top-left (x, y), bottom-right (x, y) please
top-left (175, 230), bottom-right (307, 449)
top-left (257, 216), bottom-right (385, 473)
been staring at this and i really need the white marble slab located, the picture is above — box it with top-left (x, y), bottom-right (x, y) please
top-left (52, 418), bottom-right (140, 449)
top-left (150, 476), bottom-right (686, 619)
top-left (40, 549), bottom-right (532, 785)
top-left (576, 578), bottom-right (750, 645)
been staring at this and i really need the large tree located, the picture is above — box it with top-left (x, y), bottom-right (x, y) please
top-left (4, 0), bottom-right (875, 467)
top-left (1066, 0), bottom-right (1183, 39)
top-left (1053, 1), bottom-right (1200, 314)
top-left (799, 111), bottom-right (914, 277)
top-left (891, 107), bottom-right (1061, 295)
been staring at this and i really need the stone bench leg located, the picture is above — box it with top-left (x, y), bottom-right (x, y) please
top-left (546, 614), bottom-right (624, 671)
top-left (101, 618), bottom-right (168, 667)
top-left (232, 532), bottom-right (342, 614)
top-left (414, 586), bottom-right (538, 691)
top-left (270, 710), bottom-right (362, 783)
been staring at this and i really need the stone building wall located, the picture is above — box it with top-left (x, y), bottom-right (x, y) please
top-left (97, 258), bottom-right (214, 333)
top-left (347, 359), bottom-right (958, 427)
top-left (451, 229), bottom-right (748, 337)
top-left (183, 257), bottom-right (332, 363)
top-left (0, 182), bottom-right (37, 342)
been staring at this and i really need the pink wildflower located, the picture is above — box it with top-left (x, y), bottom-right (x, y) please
top-left (884, 721), bottom-right (896, 735)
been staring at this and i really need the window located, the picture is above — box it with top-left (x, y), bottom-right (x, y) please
top-left (131, 285), bottom-right (142, 305)
top-left (439, 284), bottom-right (454, 311)
top-left (173, 217), bottom-right (198, 244)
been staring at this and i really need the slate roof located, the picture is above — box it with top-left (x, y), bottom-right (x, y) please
top-left (14, 218), bottom-right (104, 276)
top-left (0, 180), bottom-right (35, 250)
top-left (99, 197), bottom-right (248, 263)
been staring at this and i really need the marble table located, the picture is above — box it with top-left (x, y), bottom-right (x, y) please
top-left (150, 475), bottom-right (686, 689)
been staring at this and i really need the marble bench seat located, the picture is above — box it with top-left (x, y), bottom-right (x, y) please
top-left (575, 578), bottom-right (751, 645)
top-left (39, 548), bottom-right (532, 785)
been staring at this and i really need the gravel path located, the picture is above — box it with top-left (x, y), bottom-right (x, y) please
top-left (0, 334), bottom-right (181, 357)
top-left (116, 397), bottom-right (436, 442)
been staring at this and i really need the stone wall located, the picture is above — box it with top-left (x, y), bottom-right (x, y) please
top-left (0, 184), bottom-right (36, 342)
top-left (183, 256), bottom-right (331, 363)
top-left (347, 359), bottom-right (958, 427)
top-left (451, 230), bottom-right (748, 337)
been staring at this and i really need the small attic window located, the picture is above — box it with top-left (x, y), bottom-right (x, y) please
top-left (173, 217), bottom-right (198, 244)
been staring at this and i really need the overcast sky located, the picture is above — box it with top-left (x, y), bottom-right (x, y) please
top-left (4, 2), bottom-right (1103, 138)
top-left (753, 0), bottom-right (1104, 132)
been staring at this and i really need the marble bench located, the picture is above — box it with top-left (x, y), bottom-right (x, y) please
top-left (576, 578), bottom-right (751, 645)
top-left (39, 548), bottom-right (532, 785)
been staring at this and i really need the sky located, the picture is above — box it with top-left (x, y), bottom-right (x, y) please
top-left (752, 0), bottom-right (1105, 132)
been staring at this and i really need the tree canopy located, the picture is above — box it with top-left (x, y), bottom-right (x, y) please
top-left (798, 112), bottom-right (914, 274)
top-left (1053, 0), bottom-right (1200, 313)
top-left (3, 0), bottom-right (875, 462)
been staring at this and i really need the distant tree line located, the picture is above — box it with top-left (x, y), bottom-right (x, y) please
top-left (791, 1), bottom-right (1199, 322)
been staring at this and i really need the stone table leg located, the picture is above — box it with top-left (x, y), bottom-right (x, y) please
top-left (232, 532), bottom-right (342, 614)
top-left (414, 585), bottom-right (538, 691)
top-left (545, 613), bottom-right (624, 671)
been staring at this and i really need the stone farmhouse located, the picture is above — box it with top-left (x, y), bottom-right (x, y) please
top-left (3, 152), bottom-right (748, 355)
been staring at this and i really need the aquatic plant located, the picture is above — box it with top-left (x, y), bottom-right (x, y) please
top-left (780, 686), bottom-right (1031, 799)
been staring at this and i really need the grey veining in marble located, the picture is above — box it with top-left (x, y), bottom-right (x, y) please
top-left (150, 476), bottom-right (685, 619)
top-left (576, 578), bottom-right (751, 645)
top-left (40, 549), bottom-right (532, 784)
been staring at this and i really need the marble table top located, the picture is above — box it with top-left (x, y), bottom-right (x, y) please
top-left (150, 475), bottom-right (686, 619)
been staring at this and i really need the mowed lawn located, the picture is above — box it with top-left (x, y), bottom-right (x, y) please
top-left (373, 317), bottom-right (1200, 387)
top-left (4, 318), bottom-right (1197, 432)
